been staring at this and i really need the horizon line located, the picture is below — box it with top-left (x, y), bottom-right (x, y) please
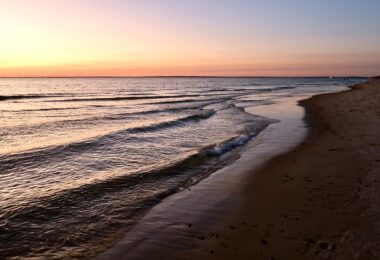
top-left (0, 75), bottom-right (371, 79)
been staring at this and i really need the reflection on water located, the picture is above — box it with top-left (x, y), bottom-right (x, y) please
top-left (0, 77), bottom-right (365, 258)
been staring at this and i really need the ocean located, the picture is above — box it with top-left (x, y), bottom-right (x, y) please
top-left (0, 77), bottom-right (365, 258)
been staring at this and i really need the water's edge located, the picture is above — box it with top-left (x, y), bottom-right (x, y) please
top-left (96, 92), bottom-right (324, 259)
top-left (1, 78), bottom-right (363, 259)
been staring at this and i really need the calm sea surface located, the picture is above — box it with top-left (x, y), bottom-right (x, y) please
top-left (0, 77), bottom-right (365, 258)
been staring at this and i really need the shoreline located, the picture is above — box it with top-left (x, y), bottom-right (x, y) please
top-left (97, 90), bottom-right (336, 259)
top-left (2, 78), bottom-right (364, 259)
top-left (96, 78), bottom-right (378, 259)
top-left (196, 78), bottom-right (380, 259)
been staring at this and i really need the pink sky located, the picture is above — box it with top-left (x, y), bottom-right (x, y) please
top-left (1, 0), bottom-right (379, 77)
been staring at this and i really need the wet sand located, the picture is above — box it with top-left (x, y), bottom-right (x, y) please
top-left (198, 78), bottom-right (380, 259)
top-left (97, 94), bottom-right (317, 259)
top-left (97, 79), bottom-right (378, 260)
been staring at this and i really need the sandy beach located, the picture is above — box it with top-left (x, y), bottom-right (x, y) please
top-left (2, 1), bottom-right (379, 259)
top-left (192, 78), bottom-right (380, 259)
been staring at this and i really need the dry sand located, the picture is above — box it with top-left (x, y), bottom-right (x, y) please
top-left (197, 78), bottom-right (380, 259)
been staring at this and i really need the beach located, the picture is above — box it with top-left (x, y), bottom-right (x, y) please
top-left (4, 77), bottom-right (364, 259)
top-left (96, 78), bottom-right (374, 260)
top-left (0, 77), bottom-right (373, 259)
top-left (2, 1), bottom-right (379, 259)
top-left (193, 78), bottom-right (380, 259)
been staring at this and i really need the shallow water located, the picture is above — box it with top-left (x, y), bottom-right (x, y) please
top-left (97, 95), bottom-right (317, 260)
top-left (0, 77), bottom-right (365, 258)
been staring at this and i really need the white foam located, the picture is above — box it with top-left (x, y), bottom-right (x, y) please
top-left (202, 134), bottom-right (253, 156)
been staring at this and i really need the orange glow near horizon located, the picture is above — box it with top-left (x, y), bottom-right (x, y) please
top-left (1, 1), bottom-right (379, 77)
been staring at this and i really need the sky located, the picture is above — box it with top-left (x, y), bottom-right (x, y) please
top-left (0, 0), bottom-right (379, 77)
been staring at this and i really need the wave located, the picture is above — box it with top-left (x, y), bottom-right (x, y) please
top-left (147, 98), bottom-right (205, 104)
top-left (8, 107), bottom-right (81, 112)
top-left (232, 88), bottom-right (253, 92)
top-left (0, 110), bottom-right (216, 173)
top-left (2, 118), bottom-right (271, 223)
top-left (0, 106), bottom-right (217, 142)
top-left (199, 86), bottom-right (295, 94)
top-left (202, 88), bottom-right (230, 92)
top-left (0, 94), bottom-right (64, 101)
top-left (127, 109), bottom-right (215, 133)
top-left (44, 94), bottom-right (205, 102)
top-left (201, 134), bottom-right (253, 156)
top-left (235, 99), bottom-right (275, 105)
top-left (255, 86), bottom-right (296, 92)
top-left (297, 83), bottom-right (343, 86)
top-left (149, 97), bottom-right (230, 105)
top-left (201, 115), bottom-right (274, 157)
top-left (98, 106), bottom-right (211, 121)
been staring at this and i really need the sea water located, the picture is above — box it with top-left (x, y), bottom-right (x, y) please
top-left (0, 77), bottom-right (364, 258)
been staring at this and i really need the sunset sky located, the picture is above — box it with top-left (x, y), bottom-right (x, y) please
top-left (1, 0), bottom-right (379, 77)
